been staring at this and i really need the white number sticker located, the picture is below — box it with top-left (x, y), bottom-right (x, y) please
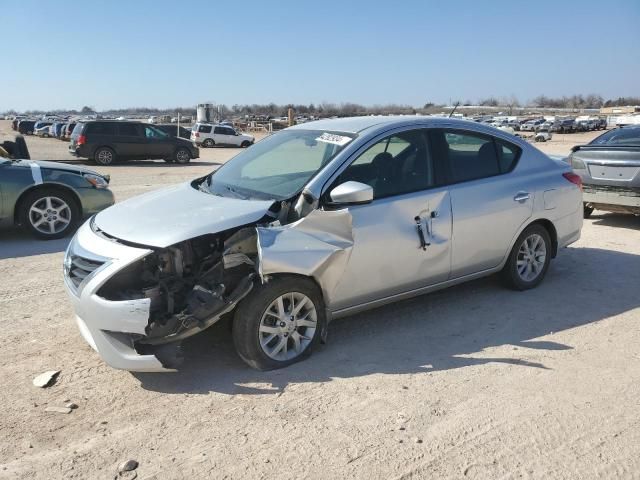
top-left (315, 132), bottom-right (352, 146)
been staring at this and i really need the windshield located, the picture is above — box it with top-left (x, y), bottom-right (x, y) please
top-left (201, 129), bottom-right (354, 201)
top-left (590, 127), bottom-right (640, 146)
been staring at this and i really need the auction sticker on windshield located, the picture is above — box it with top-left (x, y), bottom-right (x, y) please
top-left (316, 132), bottom-right (352, 146)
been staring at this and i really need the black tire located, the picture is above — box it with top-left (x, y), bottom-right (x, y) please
top-left (203, 138), bottom-right (214, 148)
top-left (18, 188), bottom-right (80, 240)
top-left (501, 224), bottom-right (552, 291)
top-left (94, 147), bottom-right (115, 165)
top-left (232, 275), bottom-right (325, 370)
top-left (241, 140), bottom-right (251, 148)
top-left (584, 205), bottom-right (594, 218)
top-left (174, 147), bottom-right (191, 164)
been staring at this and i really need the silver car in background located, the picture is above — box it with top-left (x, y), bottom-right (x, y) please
top-left (63, 117), bottom-right (583, 372)
top-left (569, 126), bottom-right (640, 217)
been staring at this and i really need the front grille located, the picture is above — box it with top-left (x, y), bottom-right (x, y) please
top-left (65, 254), bottom-right (105, 291)
top-left (583, 184), bottom-right (640, 197)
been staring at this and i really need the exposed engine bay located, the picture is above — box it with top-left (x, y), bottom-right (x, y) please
top-left (97, 226), bottom-right (261, 365)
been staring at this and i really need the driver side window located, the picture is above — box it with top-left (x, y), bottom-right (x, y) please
top-left (337, 129), bottom-right (434, 199)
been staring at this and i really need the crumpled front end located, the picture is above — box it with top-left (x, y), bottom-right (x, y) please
top-left (256, 209), bottom-right (354, 304)
top-left (63, 209), bottom-right (355, 372)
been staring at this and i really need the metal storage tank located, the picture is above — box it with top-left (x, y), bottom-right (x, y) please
top-left (197, 104), bottom-right (216, 123)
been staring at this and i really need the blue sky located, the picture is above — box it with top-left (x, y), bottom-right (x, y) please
top-left (2, 0), bottom-right (639, 111)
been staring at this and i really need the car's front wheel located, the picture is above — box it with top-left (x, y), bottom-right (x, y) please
top-left (233, 276), bottom-right (324, 370)
top-left (19, 188), bottom-right (79, 239)
top-left (174, 147), bottom-right (191, 164)
top-left (502, 224), bottom-right (551, 290)
top-left (241, 140), bottom-right (251, 148)
top-left (94, 147), bottom-right (115, 165)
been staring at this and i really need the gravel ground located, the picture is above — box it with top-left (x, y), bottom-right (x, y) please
top-left (1, 121), bottom-right (639, 479)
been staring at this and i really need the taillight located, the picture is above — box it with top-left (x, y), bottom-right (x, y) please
top-left (77, 135), bottom-right (86, 145)
top-left (194, 132), bottom-right (199, 137)
top-left (562, 172), bottom-right (582, 190)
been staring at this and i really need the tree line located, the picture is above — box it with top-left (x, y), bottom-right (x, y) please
top-left (5, 95), bottom-right (639, 118)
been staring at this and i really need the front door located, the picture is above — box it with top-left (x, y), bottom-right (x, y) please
top-left (214, 126), bottom-right (238, 146)
top-left (327, 128), bottom-right (452, 311)
top-left (143, 125), bottom-right (173, 159)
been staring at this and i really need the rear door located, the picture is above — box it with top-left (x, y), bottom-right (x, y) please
top-left (431, 128), bottom-right (533, 277)
top-left (116, 123), bottom-right (144, 158)
top-left (85, 122), bottom-right (118, 156)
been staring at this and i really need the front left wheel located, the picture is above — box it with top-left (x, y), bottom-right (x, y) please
top-left (233, 276), bottom-right (324, 370)
top-left (174, 147), bottom-right (191, 164)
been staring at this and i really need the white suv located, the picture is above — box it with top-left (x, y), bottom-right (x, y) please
top-left (191, 123), bottom-right (255, 148)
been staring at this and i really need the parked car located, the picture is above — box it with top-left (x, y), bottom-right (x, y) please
top-left (574, 120), bottom-right (590, 132)
top-left (520, 119), bottom-right (545, 131)
top-left (550, 119), bottom-right (576, 133)
top-left (534, 129), bottom-right (552, 142)
top-left (69, 120), bottom-right (200, 165)
top-left (0, 135), bottom-right (114, 239)
top-left (35, 125), bottom-right (52, 137)
top-left (62, 116), bottom-right (583, 372)
top-left (155, 124), bottom-right (192, 140)
top-left (569, 126), bottom-right (640, 217)
top-left (17, 120), bottom-right (36, 135)
top-left (61, 123), bottom-right (76, 141)
top-left (535, 121), bottom-right (554, 132)
top-left (191, 123), bottom-right (255, 148)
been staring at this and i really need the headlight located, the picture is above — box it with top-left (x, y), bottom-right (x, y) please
top-left (84, 173), bottom-right (109, 189)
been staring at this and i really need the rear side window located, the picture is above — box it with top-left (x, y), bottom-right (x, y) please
top-left (441, 131), bottom-right (500, 183)
top-left (86, 123), bottom-right (117, 135)
top-left (118, 123), bottom-right (140, 136)
top-left (198, 124), bottom-right (212, 133)
top-left (495, 139), bottom-right (521, 173)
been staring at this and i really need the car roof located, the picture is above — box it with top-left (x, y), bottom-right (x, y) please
top-left (288, 115), bottom-right (493, 134)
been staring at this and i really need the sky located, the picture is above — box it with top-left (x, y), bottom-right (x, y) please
top-left (1, 0), bottom-right (639, 111)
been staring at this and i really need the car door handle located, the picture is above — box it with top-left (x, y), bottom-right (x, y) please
top-left (414, 216), bottom-right (429, 250)
top-left (514, 192), bottom-right (530, 203)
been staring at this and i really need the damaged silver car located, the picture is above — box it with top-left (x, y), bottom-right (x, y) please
top-left (63, 117), bottom-right (583, 372)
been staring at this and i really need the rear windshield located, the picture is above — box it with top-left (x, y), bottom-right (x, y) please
top-left (590, 128), bottom-right (640, 146)
top-left (72, 123), bottom-right (84, 135)
top-left (198, 124), bottom-right (212, 133)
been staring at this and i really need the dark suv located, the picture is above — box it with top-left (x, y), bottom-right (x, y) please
top-left (69, 121), bottom-right (199, 165)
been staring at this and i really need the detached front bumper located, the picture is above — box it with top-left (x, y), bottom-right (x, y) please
top-left (63, 221), bottom-right (171, 372)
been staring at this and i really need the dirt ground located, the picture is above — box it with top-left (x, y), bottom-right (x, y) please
top-left (1, 121), bottom-right (640, 479)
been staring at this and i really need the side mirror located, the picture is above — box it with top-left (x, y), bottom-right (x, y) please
top-left (329, 181), bottom-right (373, 205)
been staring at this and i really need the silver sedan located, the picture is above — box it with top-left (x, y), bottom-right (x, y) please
top-left (62, 116), bottom-right (583, 371)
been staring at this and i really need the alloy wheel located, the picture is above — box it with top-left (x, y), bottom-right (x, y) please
top-left (516, 233), bottom-right (546, 282)
top-left (258, 292), bottom-right (317, 361)
top-left (97, 149), bottom-right (113, 164)
top-left (28, 196), bottom-right (72, 235)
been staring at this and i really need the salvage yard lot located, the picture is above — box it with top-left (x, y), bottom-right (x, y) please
top-left (1, 121), bottom-right (640, 479)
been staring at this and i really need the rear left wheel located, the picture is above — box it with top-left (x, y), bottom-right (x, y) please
top-left (502, 225), bottom-right (551, 290)
top-left (233, 276), bottom-right (324, 370)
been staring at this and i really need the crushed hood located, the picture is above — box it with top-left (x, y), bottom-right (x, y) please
top-left (94, 182), bottom-right (274, 248)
